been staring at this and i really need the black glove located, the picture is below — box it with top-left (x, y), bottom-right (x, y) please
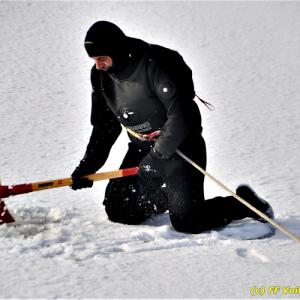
top-left (70, 164), bottom-right (94, 190)
top-left (138, 149), bottom-right (164, 182)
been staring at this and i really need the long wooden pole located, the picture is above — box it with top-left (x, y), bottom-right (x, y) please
top-left (176, 149), bottom-right (300, 243)
top-left (126, 127), bottom-right (300, 243)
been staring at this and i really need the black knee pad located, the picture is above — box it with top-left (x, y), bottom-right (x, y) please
top-left (103, 172), bottom-right (169, 224)
top-left (103, 178), bottom-right (154, 225)
top-left (104, 198), bottom-right (151, 225)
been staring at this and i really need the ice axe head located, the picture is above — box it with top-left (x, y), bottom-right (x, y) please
top-left (0, 181), bottom-right (15, 225)
top-left (0, 199), bottom-right (15, 225)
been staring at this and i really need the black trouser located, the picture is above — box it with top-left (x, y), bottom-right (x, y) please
top-left (103, 135), bottom-right (251, 233)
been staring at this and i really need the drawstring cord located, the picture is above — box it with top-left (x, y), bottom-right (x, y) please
top-left (195, 94), bottom-right (215, 111)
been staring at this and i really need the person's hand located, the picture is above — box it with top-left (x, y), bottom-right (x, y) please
top-left (70, 165), bottom-right (93, 190)
top-left (138, 150), bottom-right (163, 182)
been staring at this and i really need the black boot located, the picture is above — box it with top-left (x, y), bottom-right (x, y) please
top-left (236, 184), bottom-right (274, 222)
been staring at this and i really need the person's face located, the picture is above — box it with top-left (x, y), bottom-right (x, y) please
top-left (91, 56), bottom-right (113, 71)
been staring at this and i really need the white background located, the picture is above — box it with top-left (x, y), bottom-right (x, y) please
top-left (0, 1), bottom-right (299, 298)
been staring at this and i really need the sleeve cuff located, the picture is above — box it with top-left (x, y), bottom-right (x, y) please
top-left (151, 147), bottom-right (168, 159)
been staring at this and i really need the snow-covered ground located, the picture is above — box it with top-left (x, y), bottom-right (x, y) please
top-left (0, 1), bottom-right (299, 298)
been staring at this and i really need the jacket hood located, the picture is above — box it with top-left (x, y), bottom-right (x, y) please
top-left (84, 21), bottom-right (130, 72)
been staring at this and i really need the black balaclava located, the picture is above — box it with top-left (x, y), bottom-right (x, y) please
top-left (84, 21), bottom-right (130, 73)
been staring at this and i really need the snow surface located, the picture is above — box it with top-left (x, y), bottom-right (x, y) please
top-left (0, 1), bottom-right (300, 299)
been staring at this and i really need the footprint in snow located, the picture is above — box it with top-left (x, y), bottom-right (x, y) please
top-left (236, 247), bottom-right (270, 263)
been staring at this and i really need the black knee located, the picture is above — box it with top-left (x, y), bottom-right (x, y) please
top-left (104, 199), bottom-right (151, 225)
top-left (169, 211), bottom-right (231, 234)
top-left (169, 213), bottom-right (206, 234)
top-left (103, 178), bottom-right (153, 225)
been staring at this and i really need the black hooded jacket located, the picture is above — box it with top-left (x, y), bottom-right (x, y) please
top-left (80, 37), bottom-right (202, 173)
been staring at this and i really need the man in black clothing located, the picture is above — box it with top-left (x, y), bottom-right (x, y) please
top-left (71, 21), bottom-right (274, 233)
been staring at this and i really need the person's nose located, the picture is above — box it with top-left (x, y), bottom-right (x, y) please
top-left (94, 59), bottom-right (103, 70)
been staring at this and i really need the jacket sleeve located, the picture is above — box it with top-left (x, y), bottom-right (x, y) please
top-left (77, 67), bottom-right (122, 174)
top-left (148, 53), bottom-right (196, 159)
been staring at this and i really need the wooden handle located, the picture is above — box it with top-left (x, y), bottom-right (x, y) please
top-left (1, 167), bottom-right (139, 198)
top-left (84, 167), bottom-right (138, 182)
